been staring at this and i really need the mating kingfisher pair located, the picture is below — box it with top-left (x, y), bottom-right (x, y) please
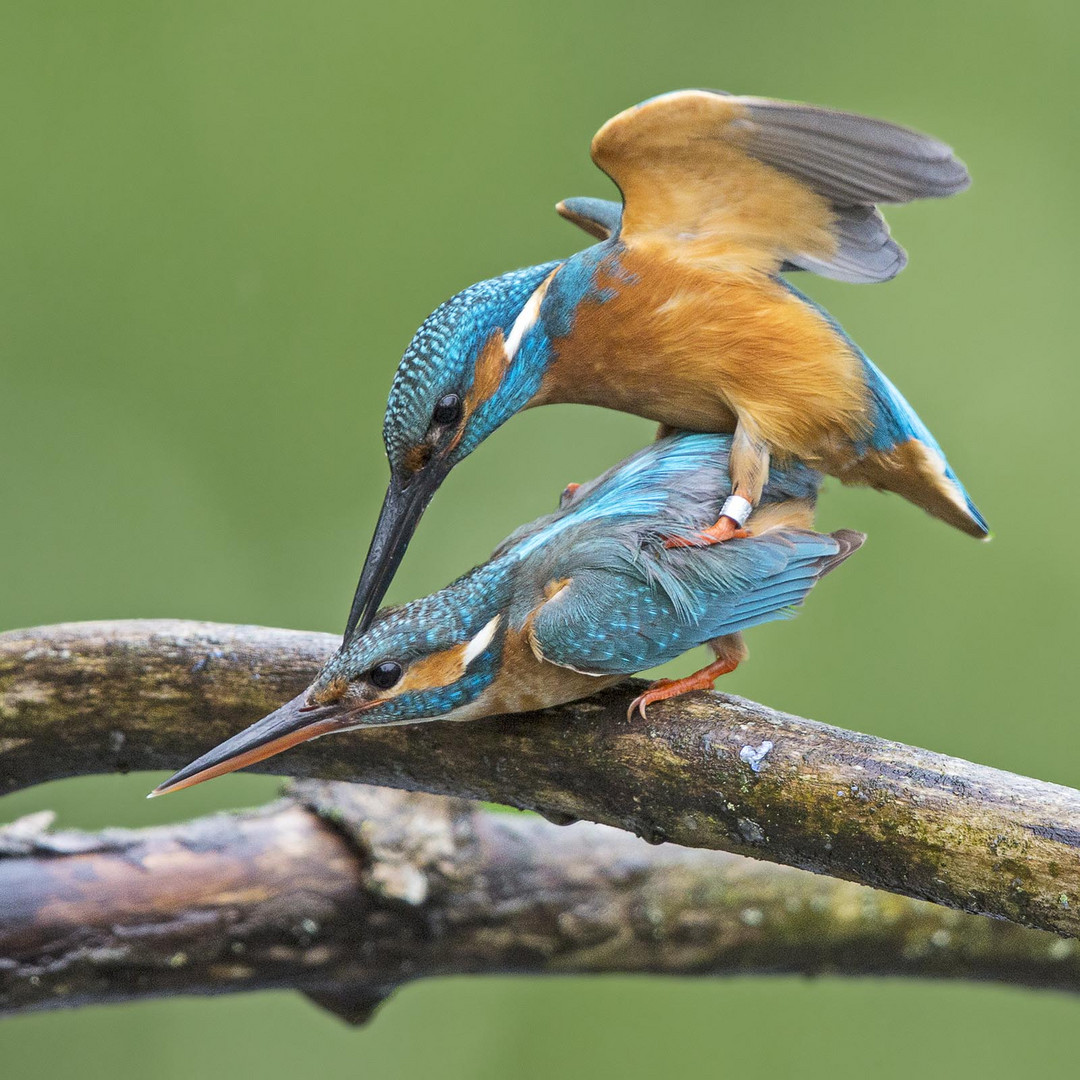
top-left (155, 88), bottom-right (986, 796)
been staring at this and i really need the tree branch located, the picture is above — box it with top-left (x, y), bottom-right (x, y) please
top-left (3, 783), bottom-right (1080, 1021)
top-left (4, 620), bottom-right (1080, 938)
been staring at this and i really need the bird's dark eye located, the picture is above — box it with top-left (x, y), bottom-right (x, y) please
top-left (371, 656), bottom-right (406, 691)
top-left (368, 661), bottom-right (403, 690)
top-left (432, 393), bottom-right (462, 427)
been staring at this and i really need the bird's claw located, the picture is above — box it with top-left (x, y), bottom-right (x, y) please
top-left (663, 516), bottom-right (751, 549)
top-left (626, 657), bottom-right (741, 721)
top-left (627, 680), bottom-right (675, 721)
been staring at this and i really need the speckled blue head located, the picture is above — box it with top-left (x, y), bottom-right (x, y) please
top-left (315, 561), bottom-right (514, 724)
top-left (148, 560), bottom-right (517, 797)
top-left (383, 261), bottom-right (561, 472)
top-left (345, 259), bottom-right (561, 640)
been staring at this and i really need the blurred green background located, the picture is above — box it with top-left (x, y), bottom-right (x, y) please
top-left (1, 0), bottom-right (1077, 1075)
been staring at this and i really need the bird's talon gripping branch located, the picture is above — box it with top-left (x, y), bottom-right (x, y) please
top-left (627, 679), bottom-right (675, 720)
top-left (627, 657), bottom-right (740, 720)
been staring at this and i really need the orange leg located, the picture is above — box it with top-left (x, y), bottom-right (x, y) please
top-left (663, 516), bottom-right (751, 549)
top-left (627, 656), bottom-right (740, 721)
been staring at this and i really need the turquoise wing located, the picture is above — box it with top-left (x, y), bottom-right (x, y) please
top-left (528, 529), bottom-right (862, 676)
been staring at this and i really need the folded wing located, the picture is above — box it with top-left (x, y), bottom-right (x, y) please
top-left (527, 528), bottom-right (863, 676)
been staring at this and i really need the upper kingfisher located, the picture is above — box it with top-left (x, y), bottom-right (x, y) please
top-left (344, 89), bottom-right (986, 638)
top-left (150, 432), bottom-right (863, 796)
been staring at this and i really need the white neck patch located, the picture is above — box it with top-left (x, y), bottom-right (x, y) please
top-left (503, 275), bottom-right (553, 363)
top-left (463, 614), bottom-right (501, 667)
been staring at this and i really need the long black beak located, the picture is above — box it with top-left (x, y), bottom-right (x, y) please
top-left (344, 465), bottom-right (447, 638)
top-left (148, 692), bottom-right (349, 797)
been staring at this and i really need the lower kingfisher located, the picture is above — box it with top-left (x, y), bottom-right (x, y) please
top-left (345, 88), bottom-right (986, 638)
top-left (151, 432), bottom-right (863, 796)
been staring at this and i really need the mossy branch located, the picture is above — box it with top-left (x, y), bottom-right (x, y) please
top-left (3, 620), bottom-right (1080, 938)
top-left (3, 783), bottom-right (1080, 1021)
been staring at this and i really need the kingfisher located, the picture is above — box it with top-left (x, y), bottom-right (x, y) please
top-left (344, 88), bottom-right (986, 638)
top-left (151, 432), bottom-right (863, 796)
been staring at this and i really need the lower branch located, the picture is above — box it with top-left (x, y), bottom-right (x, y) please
top-left (3, 784), bottom-right (1079, 1021)
top-left (4, 620), bottom-right (1080, 938)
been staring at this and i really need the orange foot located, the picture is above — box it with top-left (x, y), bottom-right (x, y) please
top-left (663, 516), bottom-right (751, 549)
top-left (560, 481), bottom-right (581, 508)
top-left (627, 657), bottom-right (740, 721)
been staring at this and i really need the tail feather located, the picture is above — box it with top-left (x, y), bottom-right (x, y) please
top-left (781, 278), bottom-right (989, 538)
top-left (855, 359), bottom-right (990, 538)
top-left (693, 528), bottom-right (864, 640)
top-left (817, 529), bottom-right (867, 576)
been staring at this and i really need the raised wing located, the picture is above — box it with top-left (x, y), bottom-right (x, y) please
top-left (528, 528), bottom-right (863, 676)
top-left (590, 90), bottom-right (969, 282)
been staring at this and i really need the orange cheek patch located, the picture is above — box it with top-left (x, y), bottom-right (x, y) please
top-left (389, 642), bottom-right (470, 697)
top-left (464, 331), bottom-right (509, 420)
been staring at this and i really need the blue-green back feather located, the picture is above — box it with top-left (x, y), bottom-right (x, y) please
top-left (497, 431), bottom-right (821, 562)
top-left (525, 527), bottom-right (860, 676)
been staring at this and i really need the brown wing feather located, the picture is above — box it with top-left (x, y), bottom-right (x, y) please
top-left (590, 90), bottom-right (969, 282)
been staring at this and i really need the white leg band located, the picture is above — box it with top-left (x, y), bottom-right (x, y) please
top-left (719, 494), bottom-right (753, 528)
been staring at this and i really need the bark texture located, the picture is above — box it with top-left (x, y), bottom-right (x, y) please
top-left (4, 784), bottom-right (1080, 1022)
top-left (4, 620), bottom-right (1080, 938)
